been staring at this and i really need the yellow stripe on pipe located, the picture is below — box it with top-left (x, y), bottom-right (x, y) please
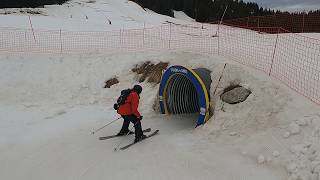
top-left (185, 67), bottom-right (210, 123)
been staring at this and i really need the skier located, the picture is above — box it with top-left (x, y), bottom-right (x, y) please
top-left (115, 85), bottom-right (146, 142)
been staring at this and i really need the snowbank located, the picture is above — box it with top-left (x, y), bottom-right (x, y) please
top-left (1, 51), bottom-right (320, 180)
top-left (173, 11), bottom-right (195, 22)
top-left (0, 0), bottom-right (191, 31)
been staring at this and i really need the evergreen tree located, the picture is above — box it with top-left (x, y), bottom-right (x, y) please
top-left (0, 0), bottom-right (70, 8)
top-left (129, 0), bottom-right (319, 22)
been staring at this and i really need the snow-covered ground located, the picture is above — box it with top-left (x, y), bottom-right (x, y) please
top-left (0, 0), bottom-right (191, 31)
top-left (173, 11), bottom-right (195, 22)
top-left (1, 1), bottom-right (320, 180)
top-left (1, 51), bottom-right (320, 180)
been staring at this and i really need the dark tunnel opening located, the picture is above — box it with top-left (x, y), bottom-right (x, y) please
top-left (159, 65), bottom-right (212, 126)
top-left (165, 74), bottom-right (199, 114)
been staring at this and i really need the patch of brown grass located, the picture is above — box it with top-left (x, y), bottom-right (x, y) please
top-left (132, 61), bottom-right (169, 84)
top-left (104, 77), bottom-right (119, 88)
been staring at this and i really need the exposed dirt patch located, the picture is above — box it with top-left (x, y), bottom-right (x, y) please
top-left (104, 77), bottom-right (119, 88)
top-left (22, 9), bottom-right (43, 14)
top-left (0, 9), bottom-right (46, 15)
top-left (221, 84), bottom-right (251, 104)
top-left (132, 61), bottom-right (169, 84)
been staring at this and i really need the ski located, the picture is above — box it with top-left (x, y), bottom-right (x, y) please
top-left (119, 130), bottom-right (159, 150)
top-left (99, 128), bottom-right (151, 140)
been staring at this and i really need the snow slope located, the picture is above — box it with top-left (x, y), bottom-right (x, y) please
top-left (173, 11), bottom-right (195, 22)
top-left (1, 1), bottom-right (320, 180)
top-left (1, 51), bottom-right (320, 180)
top-left (0, 0), bottom-right (192, 31)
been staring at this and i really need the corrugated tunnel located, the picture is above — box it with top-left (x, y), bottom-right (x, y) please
top-left (159, 65), bottom-right (212, 127)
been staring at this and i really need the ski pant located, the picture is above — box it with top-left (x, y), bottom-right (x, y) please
top-left (120, 115), bottom-right (143, 138)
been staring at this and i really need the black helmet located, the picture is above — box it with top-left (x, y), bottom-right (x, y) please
top-left (133, 84), bottom-right (142, 94)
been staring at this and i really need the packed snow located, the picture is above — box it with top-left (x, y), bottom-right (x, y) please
top-left (173, 11), bottom-right (195, 22)
top-left (1, 0), bottom-right (320, 180)
top-left (0, 0), bottom-right (190, 31)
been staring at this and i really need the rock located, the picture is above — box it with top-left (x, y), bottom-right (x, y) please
top-left (221, 86), bottom-right (251, 104)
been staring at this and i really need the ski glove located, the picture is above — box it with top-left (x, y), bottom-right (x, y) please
top-left (113, 104), bottom-right (119, 110)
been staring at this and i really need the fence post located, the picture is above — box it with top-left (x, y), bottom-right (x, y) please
top-left (169, 23), bottom-right (171, 50)
top-left (258, 17), bottom-right (260, 33)
top-left (143, 22), bottom-right (145, 47)
top-left (28, 16), bottom-right (36, 43)
top-left (302, 13), bottom-right (305, 33)
top-left (218, 24), bottom-right (220, 55)
top-left (59, 29), bottom-right (62, 54)
top-left (269, 28), bottom-right (280, 76)
top-left (119, 29), bottom-right (122, 49)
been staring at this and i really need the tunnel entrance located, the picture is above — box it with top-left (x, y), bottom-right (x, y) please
top-left (159, 65), bottom-right (212, 127)
top-left (166, 74), bottom-right (199, 114)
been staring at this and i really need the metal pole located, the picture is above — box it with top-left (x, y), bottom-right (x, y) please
top-left (302, 13), bottom-right (305, 33)
top-left (119, 29), bottom-right (122, 49)
top-left (91, 117), bottom-right (122, 135)
top-left (59, 29), bottom-right (62, 54)
top-left (169, 23), bottom-right (171, 50)
top-left (143, 22), bottom-right (145, 47)
top-left (220, 5), bottom-right (228, 25)
top-left (28, 16), bottom-right (36, 43)
top-left (215, 5), bottom-right (228, 37)
top-left (218, 25), bottom-right (220, 55)
top-left (269, 28), bottom-right (280, 76)
top-left (212, 63), bottom-right (227, 115)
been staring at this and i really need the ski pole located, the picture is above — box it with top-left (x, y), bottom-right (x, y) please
top-left (91, 117), bottom-right (122, 135)
top-left (114, 120), bottom-right (141, 151)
